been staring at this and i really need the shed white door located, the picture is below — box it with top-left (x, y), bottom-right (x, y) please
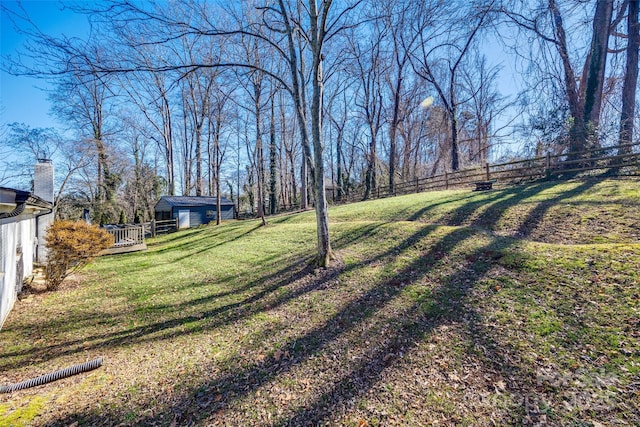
top-left (178, 210), bottom-right (190, 229)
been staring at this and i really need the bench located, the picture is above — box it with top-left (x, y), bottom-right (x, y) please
top-left (473, 180), bottom-right (495, 191)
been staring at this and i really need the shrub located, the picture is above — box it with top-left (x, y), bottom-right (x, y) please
top-left (44, 220), bottom-right (114, 290)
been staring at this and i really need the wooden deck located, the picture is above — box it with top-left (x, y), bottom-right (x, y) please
top-left (101, 225), bottom-right (147, 255)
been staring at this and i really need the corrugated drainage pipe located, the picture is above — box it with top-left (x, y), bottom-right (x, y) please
top-left (0, 357), bottom-right (103, 393)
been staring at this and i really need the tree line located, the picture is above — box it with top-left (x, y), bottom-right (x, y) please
top-left (1, 0), bottom-right (637, 266)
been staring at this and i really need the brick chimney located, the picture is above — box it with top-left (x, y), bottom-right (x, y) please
top-left (33, 159), bottom-right (54, 264)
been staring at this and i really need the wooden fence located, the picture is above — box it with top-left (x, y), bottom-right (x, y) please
top-left (339, 141), bottom-right (640, 203)
top-left (142, 219), bottom-right (179, 237)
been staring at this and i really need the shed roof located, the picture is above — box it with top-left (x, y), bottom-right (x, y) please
top-left (156, 196), bottom-right (234, 209)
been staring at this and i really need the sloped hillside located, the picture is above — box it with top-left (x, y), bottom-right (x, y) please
top-left (1, 178), bottom-right (638, 426)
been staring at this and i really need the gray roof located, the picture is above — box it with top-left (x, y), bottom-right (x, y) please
top-left (158, 196), bottom-right (234, 208)
top-left (0, 187), bottom-right (52, 209)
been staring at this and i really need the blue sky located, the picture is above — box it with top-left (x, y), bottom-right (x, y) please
top-left (1, 0), bottom-right (91, 131)
top-left (1, 0), bottom-right (523, 158)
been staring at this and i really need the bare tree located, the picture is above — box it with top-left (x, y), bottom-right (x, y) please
top-left (459, 54), bottom-right (506, 164)
top-left (5, 0), bottom-right (362, 266)
top-left (118, 64), bottom-right (177, 195)
top-left (50, 63), bottom-right (121, 222)
top-left (0, 123), bottom-right (90, 208)
top-left (119, 115), bottom-right (163, 222)
top-left (501, 0), bottom-right (615, 155)
top-left (179, 34), bottom-right (218, 197)
top-left (347, 23), bottom-right (388, 199)
top-left (381, 0), bottom-right (420, 194)
top-left (279, 89), bottom-right (299, 209)
top-left (210, 93), bottom-right (230, 225)
top-left (108, 15), bottom-right (179, 196)
top-left (269, 93), bottom-right (278, 214)
top-left (256, 0), bottom-right (361, 265)
top-left (411, 0), bottom-right (495, 172)
top-left (581, 0), bottom-right (614, 134)
top-left (618, 0), bottom-right (639, 152)
top-left (326, 77), bottom-right (355, 201)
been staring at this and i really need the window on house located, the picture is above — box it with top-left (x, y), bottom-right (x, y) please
top-left (206, 210), bottom-right (215, 218)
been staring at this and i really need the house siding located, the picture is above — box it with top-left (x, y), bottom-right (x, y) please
top-left (0, 216), bottom-right (36, 329)
top-left (170, 204), bottom-right (234, 226)
top-left (155, 196), bottom-right (235, 227)
top-left (155, 198), bottom-right (173, 213)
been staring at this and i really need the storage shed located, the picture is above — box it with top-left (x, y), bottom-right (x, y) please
top-left (154, 196), bottom-right (235, 228)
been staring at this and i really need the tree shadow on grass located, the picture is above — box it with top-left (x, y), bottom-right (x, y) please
top-left (406, 191), bottom-right (497, 222)
top-left (269, 179), bottom-right (605, 426)
top-left (40, 226), bottom-right (520, 426)
top-left (0, 253), bottom-right (310, 370)
top-left (398, 182), bottom-right (555, 236)
top-left (36, 224), bottom-right (441, 425)
top-left (275, 228), bottom-right (518, 426)
top-left (0, 220), bottom-right (389, 372)
top-left (12, 179), bottom-right (605, 425)
top-left (418, 179), bottom-right (602, 241)
top-left (443, 180), bottom-right (562, 228)
top-left (141, 223), bottom-right (264, 264)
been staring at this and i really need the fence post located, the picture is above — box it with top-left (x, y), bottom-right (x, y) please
top-left (445, 171), bottom-right (449, 189)
top-left (151, 219), bottom-right (156, 237)
top-left (545, 151), bottom-right (551, 179)
top-left (485, 162), bottom-right (490, 181)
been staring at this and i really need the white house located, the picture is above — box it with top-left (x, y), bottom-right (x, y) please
top-left (0, 160), bottom-right (54, 329)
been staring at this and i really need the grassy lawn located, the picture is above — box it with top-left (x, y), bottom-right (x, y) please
top-left (1, 177), bottom-right (639, 426)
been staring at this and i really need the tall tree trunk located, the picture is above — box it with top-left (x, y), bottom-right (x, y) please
top-left (450, 111), bottom-right (460, 171)
top-left (619, 0), bottom-right (639, 154)
top-left (582, 0), bottom-right (614, 146)
top-left (95, 138), bottom-right (106, 203)
top-left (363, 131), bottom-right (377, 200)
top-left (549, 0), bottom-right (613, 156)
top-left (549, 0), bottom-right (586, 155)
top-left (208, 125), bottom-right (214, 196)
top-left (161, 92), bottom-right (175, 196)
top-left (336, 127), bottom-right (343, 200)
top-left (182, 98), bottom-right (192, 195)
top-left (215, 128), bottom-right (222, 225)
top-left (276, 0), bottom-right (331, 265)
top-left (300, 153), bottom-right (308, 209)
top-left (289, 149), bottom-right (298, 208)
top-left (278, 131), bottom-right (287, 208)
top-left (388, 69), bottom-right (403, 194)
top-left (195, 125), bottom-right (203, 196)
top-left (450, 72), bottom-right (460, 171)
top-left (309, 0), bottom-right (332, 267)
top-left (269, 96), bottom-right (277, 214)
top-left (255, 92), bottom-right (266, 225)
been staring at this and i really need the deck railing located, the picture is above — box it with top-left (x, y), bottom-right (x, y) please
top-left (102, 225), bottom-right (147, 254)
top-left (105, 226), bottom-right (145, 247)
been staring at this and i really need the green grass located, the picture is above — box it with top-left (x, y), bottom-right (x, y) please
top-left (1, 177), bottom-right (639, 426)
